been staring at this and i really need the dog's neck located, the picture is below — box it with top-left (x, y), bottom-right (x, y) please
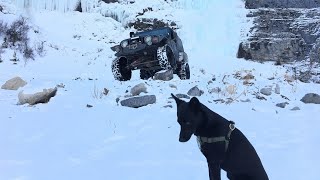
top-left (194, 103), bottom-right (229, 137)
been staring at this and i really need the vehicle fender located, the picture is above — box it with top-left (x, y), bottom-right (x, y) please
top-left (166, 39), bottom-right (179, 65)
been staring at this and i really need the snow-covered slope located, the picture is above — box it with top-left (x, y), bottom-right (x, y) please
top-left (1, 0), bottom-right (320, 180)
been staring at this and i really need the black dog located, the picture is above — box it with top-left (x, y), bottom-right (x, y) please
top-left (171, 94), bottom-right (269, 180)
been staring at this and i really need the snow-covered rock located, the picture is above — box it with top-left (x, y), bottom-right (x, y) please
top-left (187, 86), bottom-right (204, 97)
top-left (120, 95), bottom-right (156, 108)
top-left (18, 87), bottom-right (58, 105)
top-left (260, 87), bottom-right (272, 96)
top-left (276, 102), bottom-right (289, 108)
top-left (130, 83), bottom-right (147, 96)
top-left (301, 93), bottom-right (320, 104)
top-left (1, 76), bottom-right (27, 90)
top-left (153, 69), bottom-right (173, 81)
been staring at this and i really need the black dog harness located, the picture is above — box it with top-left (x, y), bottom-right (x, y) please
top-left (197, 121), bottom-right (236, 152)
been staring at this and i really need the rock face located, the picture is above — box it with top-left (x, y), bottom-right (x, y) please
top-left (238, 2), bottom-right (320, 63)
top-left (130, 83), bottom-right (147, 96)
top-left (153, 69), bottom-right (173, 81)
top-left (245, 0), bottom-right (320, 9)
top-left (1, 77), bottom-right (27, 90)
top-left (120, 95), bottom-right (156, 108)
top-left (18, 87), bottom-right (58, 105)
top-left (300, 93), bottom-right (320, 104)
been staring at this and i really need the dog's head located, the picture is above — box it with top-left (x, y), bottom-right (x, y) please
top-left (171, 93), bottom-right (204, 142)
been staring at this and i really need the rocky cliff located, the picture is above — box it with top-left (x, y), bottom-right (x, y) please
top-left (238, 0), bottom-right (320, 63)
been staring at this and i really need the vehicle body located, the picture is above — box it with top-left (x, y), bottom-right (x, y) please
top-left (110, 27), bottom-right (190, 80)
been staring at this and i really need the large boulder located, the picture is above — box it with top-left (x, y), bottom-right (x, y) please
top-left (18, 87), bottom-right (58, 105)
top-left (1, 77), bottom-right (27, 90)
top-left (300, 93), bottom-right (320, 104)
top-left (120, 95), bottom-right (156, 108)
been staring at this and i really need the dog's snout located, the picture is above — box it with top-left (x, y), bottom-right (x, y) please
top-left (179, 136), bottom-right (188, 142)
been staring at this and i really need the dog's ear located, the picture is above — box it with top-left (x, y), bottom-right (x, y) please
top-left (189, 97), bottom-right (201, 111)
top-left (171, 93), bottom-right (183, 106)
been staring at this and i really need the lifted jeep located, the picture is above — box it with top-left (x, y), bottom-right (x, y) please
top-left (110, 27), bottom-right (190, 81)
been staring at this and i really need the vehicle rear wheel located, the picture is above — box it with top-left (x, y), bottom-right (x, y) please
top-left (111, 57), bottom-right (132, 81)
top-left (177, 63), bottom-right (190, 80)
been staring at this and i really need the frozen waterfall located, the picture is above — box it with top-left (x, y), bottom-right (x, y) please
top-left (11, 0), bottom-right (100, 12)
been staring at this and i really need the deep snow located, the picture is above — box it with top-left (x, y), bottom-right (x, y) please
top-left (1, 0), bottom-right (320, 180)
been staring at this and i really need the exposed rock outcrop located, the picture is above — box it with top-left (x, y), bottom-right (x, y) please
top-left (239, 2), bottom-right (320, 63)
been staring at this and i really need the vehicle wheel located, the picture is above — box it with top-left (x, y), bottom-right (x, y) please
top-left (157, 44), bottom-right (174, 70)
top-left (177, 63), bottom-right (190, 80)
top-left (111, 57), bottom-right (132, 81)
top-left (140, 69), bottom-right (155, 80)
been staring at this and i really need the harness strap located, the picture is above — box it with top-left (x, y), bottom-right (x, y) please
top-left (197, 121), bottom-right (236, 152)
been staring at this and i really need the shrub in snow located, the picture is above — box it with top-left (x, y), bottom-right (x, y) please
top-left (0, 16), bottom-right (45, 61)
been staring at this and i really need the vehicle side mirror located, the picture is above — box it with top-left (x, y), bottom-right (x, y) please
top-left (130, 32), bottom-right (134, 38)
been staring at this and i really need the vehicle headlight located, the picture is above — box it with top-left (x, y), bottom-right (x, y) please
top-left (144, 36), bottom-right (152, 45)
top-left (120, 40), bottom-right (128, 48)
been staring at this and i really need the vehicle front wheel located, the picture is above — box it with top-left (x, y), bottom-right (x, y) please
top-left (111, 57), bottom-right (132, 81)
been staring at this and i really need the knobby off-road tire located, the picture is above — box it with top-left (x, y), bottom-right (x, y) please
top-left (177, 63), bottom-right (190, 80)
top-left (111, 57), bottom-right (132, 81)
top-left (157, 44), bottom-right (172, 70)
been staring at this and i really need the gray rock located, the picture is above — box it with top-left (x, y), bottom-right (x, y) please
top-left (169, 84), bottom-right (177, 89)
top-left (301, 93), bottom-right (320, 104)
top-left (290, 106), bottom-right (301, 111)
top-left (275, 84), bottom-right (280, 94)
top-left (260, 87), bottom-right (272, 96)
top-left (130, 83), bottom-right (147, 96)
top-left (276, 102), bottom-right (289, 108)
top-left (187, 86), bottom-right (204, 96)
top-left (1, 77), bottom-right (27, 90)
top-left (153, 69), bottom-right (173, 81)
top-left (120, 95), bottom-right (156, 108)
top-left (18, 87), bottom-right (58, 105)
top-left (240, 99), bottom-right (251, 103)
top-left (163, 105), bottom-right (173, 108)
top-left (168, 93), bottom-right (190, 100)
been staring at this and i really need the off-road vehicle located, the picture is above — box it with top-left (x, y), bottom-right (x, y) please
top-left (110, 27), bottom-right (190, 81)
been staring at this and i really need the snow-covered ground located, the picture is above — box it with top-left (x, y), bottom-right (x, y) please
top-left (1, 0), bottom-right (320, 179)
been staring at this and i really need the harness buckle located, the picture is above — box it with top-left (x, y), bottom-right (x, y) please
top-left (229, 123), bottom-right (235, 131)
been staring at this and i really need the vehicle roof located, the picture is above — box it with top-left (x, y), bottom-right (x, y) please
top-left (134, 27), bottom-right (173, 37)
